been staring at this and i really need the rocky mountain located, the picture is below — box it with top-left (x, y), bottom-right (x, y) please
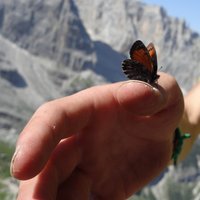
top-left (0, 0), bottom-right (200, 199)
top-left (0, 0), bottom-right (107, 144)
top-left (0, 34), bottom-right (105, 144)
top-left (76, 0), bottom-right (200, 91)
top-left (0, 0), bottom-right (96, 70)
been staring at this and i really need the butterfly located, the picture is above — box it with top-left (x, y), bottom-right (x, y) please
top-left (122, 40), bottom-right (160, 84)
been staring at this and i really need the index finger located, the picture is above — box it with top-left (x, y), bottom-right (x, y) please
top-left (10, 89), bottom-right (95, 180)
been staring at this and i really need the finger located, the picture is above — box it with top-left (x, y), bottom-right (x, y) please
top-left (17, 176), bottom-right (57, 200)
top-left (156, 72), bottom-right (184, 117)
top-left (184, 81), bottom-right (200, 134)
top-left (148, 73), bottom-right (184, 140)
top-left (17, 168), bottom-right (58, 200)
top-left (17, 136), bottom-right (80, 199)
top-left (11, 88), bottom-right (96, 179)
top-left (116, 73), bottom-right (184, 142)
top-left (116, 72), bottom-right (183, 116)
top-left (116, 81), bottom-right (165, 116)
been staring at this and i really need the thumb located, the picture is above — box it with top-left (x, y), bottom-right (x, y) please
top-left (116, 80), bottom-right (166, 116)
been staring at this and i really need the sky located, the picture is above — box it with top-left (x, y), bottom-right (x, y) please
top-left (142, 0), bottom-right (200, 33)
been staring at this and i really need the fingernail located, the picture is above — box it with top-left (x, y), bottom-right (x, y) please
top-left (10, 146), bottom-right (21, 176)
top-left (117, 81), bottom-right (166, 115)
top-left (119, 81), bottom-right (158, 99)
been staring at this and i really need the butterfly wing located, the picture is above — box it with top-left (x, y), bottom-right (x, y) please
top-left (130, 40), bottom-right (153, 72)
top-left (122, 59), bottom-right (152, 82)
top-left (147, 42), bottom-right (159, 82)
top-left (122, 40), bottom-right (159, 83)
top-left (147, 42), bottom-right (158, 74)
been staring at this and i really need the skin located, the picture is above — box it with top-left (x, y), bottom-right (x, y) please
top-left (179, 82), bottom-right (200, 161)
top-left (11, 72), bottom-right (184, 200)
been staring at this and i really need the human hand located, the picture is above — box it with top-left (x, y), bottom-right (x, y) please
top-left (179, 82), bottom-right (200, 161)
top-left (11, 73), bottom-right (183, 200)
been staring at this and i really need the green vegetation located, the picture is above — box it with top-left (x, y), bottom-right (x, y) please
top-left (0, 183), bottom-right (7, 199)
top-left (0, 141), bottom-right (16, 200)
top-left (0, 140), bottom-right (15, 178)
top-left (0, 181), bottom-right (16, 200)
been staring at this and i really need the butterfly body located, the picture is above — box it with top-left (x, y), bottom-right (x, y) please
top-left (122, 40), bottom-right (160, 84)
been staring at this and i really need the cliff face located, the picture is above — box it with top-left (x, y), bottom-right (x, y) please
top-left (0, 34), bottom-right (105, 144)
top-left (76, 0), bottom-right (200, 91)
top-left (0, 0), bottom-right (200, 199)
top-left (1, 0), bottom-right (199, 91)
top-left (0, 0), bottom-right (95, 70)
top-left (0, 0), bottom-right (107, 144)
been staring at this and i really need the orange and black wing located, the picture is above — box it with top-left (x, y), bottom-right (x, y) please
top-left (130, 40), bottom-right (153, 73)
top-left (122, 40), bottom-right (159, 83)
top-left (147, 42), bottom-right (158, 74)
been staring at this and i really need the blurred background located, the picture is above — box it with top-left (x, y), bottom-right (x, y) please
top-left (0, 0), bottom-right (200, 199)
